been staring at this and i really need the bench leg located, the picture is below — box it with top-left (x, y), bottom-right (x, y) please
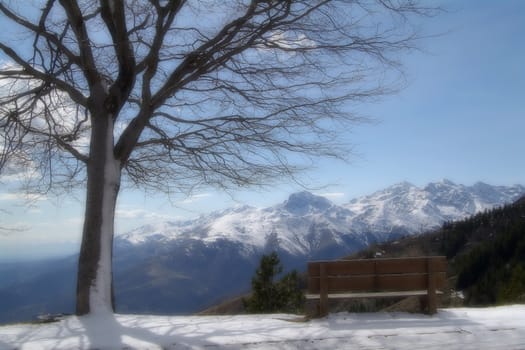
top-left (319, 263), bottom-right (328, 317)
top-left (427, 292), bottom-right (437, 315)
top-left (419, 295), bottom-right (427, 313)
top-left (419, 294), bottom-right (437, 315)
top-left (305, 299), bottom-right (320, 318)
top-left (319, 297), bottom-right (327, 317)
top-left (427, 257), bottom-right (438, 315)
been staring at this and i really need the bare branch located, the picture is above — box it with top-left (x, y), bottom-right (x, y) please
top-left (1, 0), bottom-right (433, 194)
top-left (0, 45), bottom-right (87, 107)
top-left (57, 0), bottom-right (100, 89)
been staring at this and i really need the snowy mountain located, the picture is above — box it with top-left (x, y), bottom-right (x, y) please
top-left (116, 191), bottom-right (362, 258)
top-left (344, 179), bottom-right (525, 235)
top-left (117, 180), bottom-right (525, 257)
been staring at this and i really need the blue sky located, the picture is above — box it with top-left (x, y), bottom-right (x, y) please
top-left (1, 1), bottom-right (524, 260)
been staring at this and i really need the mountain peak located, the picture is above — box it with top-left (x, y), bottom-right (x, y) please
top-left (282, 191), bottom-right (332, 215)
top-left (424, 179), bottom-right (461, 193)
top-left (439, 178), bottom-right (457, 186)
top-left (390, 181), bottom-right (417, 191)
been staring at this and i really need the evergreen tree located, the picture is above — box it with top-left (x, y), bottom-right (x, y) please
top-left (244, 252), bottom-right (304, 313)
top-left (448, 198), bottom-right (525, 305)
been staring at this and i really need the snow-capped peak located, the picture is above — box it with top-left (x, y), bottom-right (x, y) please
top-left (281, 191), bottom-right (333, 215)
top-left (116, 181), bottom-right (525, 257)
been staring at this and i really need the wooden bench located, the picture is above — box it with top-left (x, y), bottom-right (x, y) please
top-left (306, 256), bottom-right (447, 317)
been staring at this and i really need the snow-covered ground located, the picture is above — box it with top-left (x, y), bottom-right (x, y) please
top-left (1, 306), bottom-right (524, 349)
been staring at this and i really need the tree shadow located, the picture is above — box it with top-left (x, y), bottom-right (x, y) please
top-left (64, 313), bottom-right (310, 349)
top-left (75, 313), bottom-right (188, 349)
top-left (323, 309), bottom-right (481, 332)
top-left (0, 310), bottom-right (492, 349)
top-left (0, 338), bottom-right (15, 350)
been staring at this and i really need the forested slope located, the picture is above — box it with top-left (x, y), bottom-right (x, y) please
top-left (355, 195), bottom-right (525, 306)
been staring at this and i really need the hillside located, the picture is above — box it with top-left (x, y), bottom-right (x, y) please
top-left (204, 194), bottom-right (525, 315)
top-left (353, 195), bottom-right (525, 306)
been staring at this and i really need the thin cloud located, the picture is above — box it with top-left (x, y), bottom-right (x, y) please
top-left (316, 192), bottom-right (347, 204)
top-left (318, 192), bottom-right (345, 199)
top-left (116, 208), bottom-right (151, 220)
top-left (116, 208), bottom-right (176, 221)
top-left (0, 166), bottom-right (40, 183)
top-left (0, 225), bottom-right (29, 235)
top-left (181, 193), bottom-right (213, 204)
top-left (64, 216), bottom-right (84, 226)
top-left (0, 192), bottom-right (46, 202)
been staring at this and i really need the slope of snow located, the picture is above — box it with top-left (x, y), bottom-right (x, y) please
top-left (118, 195), bottom-right (356, 256)
top-left (116, 180), bottom-right (525, 256)
top-left (1, 305), bottom-right (524, 349)
top-left (345, 179), bottom-right (525, 233)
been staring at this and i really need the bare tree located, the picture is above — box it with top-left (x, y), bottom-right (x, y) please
top-left (0, 0), bottom-right (431, 316)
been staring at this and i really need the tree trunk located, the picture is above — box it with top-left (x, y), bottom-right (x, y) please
top-left (76, 111), bottom-right (121, 316)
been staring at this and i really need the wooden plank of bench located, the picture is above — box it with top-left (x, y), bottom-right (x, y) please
top-left (308, 257), bottom-right (447, 276)
top-left (308, 272), bottom-right (447, 293)
top-left (305, 290), bottom-right (444, 300)
top-left (308, 259), bottom-right (376, 276)
top-left (375, 257), bottom-right (447, 274)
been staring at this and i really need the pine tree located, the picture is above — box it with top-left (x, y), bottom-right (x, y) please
top-left (244, 252), bottom-right (304, 313)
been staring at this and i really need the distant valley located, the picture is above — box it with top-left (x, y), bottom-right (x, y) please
top-left (1, 180), bottom-right (524, 323)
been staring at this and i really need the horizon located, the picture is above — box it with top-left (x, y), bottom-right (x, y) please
top-left (1, 178), bottom-right (523, 263)
top-left (1, 0), bottom-right (524, 260)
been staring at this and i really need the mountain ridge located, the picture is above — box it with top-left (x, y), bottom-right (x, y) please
top-left (117, 179), bottom-right (525, 256)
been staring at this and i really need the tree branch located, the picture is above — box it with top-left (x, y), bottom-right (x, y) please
top-left (57, 0), bottom-right (100, 89)
top-left (99, 0), bottom-right (136, 114)
top-left (0, 45), bottom-right (87, 107)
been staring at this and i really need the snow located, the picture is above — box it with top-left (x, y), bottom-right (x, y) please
top-left (114, 181), bottom-right (525, 262)
top-left (1, 305), bottom-right (524, 349)
top-left (207, 207), bottom-right (271, 248)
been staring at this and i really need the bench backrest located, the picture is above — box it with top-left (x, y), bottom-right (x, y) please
top-left (307, 256), bottom-right (447, 294)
